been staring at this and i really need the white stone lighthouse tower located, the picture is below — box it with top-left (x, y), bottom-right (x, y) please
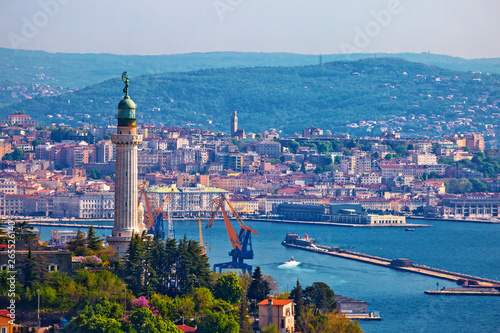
top-left (107, 72), bottom-right (145, 257)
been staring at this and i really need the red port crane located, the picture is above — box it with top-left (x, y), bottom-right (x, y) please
top-left (138, 183), bottom-right (175, 239)
top-left (206, 194), bottom-right (258, 274)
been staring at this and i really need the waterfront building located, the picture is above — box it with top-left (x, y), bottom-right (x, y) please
top-left (277, 202), bottom-right (406, 224)
top-left (334, 295), bottom-right (368, 315)
top-left (439, 194), bottom-right (500, 219)
top-left (106, 73), bottom-right (146, 257)
top-left (143, 185), bottom-right (227, 218)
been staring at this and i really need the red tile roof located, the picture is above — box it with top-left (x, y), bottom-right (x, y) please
top-left (257, 298), bottom-right (294, 306)
top-left (176, 325), bottom-right (197, 332)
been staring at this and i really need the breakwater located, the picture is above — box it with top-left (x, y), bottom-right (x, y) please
top-left (282, 241), bottom-right (500, 286)
top-left (28, 221), bottom-right (112, 229)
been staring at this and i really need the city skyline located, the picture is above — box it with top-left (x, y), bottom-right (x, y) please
top-left (0, 0), bottom-right (499, 59)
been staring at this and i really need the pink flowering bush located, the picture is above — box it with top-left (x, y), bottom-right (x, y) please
top-left (131, 296), bottom-right (161, 317)
top-left (82, 255), bottom-right (103, 266)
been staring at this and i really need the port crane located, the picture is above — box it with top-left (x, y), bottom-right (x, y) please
top-left (138, 183), bottom-right (175, 239)
top-left (206, 194), bottom-right (258, 274)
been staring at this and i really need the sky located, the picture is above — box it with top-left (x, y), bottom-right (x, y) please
top-left (0, 0), bottom-right (499, 59)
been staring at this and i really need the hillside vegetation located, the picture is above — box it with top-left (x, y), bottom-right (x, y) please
top-left (2, 47), bottom-right (500, 88)
top-left (2, 57), bottom-right (499, 136)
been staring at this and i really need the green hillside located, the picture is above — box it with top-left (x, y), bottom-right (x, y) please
top-left (2, 58), bottom-right (499, 136)
top-left (2, 47), bottom-right (500, 88)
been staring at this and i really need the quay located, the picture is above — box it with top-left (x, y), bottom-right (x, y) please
top-left (344, 313), bottom-right (382, 321)
top-left (282, 233), bottom-right (500, 286)
top-left (425, 288), bottom-right (500, 296)
top-left (27, 221), bottom-right (112, 229)
top-left (251, 218), bottom-right (431, 228)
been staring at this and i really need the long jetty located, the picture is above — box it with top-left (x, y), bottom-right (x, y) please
top-left (27, 221), bottom-right (112, 229)
top-left (282, 241), bottom-right (500, 286)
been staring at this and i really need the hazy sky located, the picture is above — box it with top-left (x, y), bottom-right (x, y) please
top-left (1, 0), bottom-right (499, 59)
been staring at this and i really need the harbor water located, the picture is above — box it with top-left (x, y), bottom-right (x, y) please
top-left (36, 219), bottom-right (500, 333)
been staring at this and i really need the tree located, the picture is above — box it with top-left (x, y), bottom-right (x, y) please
top-left (324, 156), bottom-right (333, 166)
top-left (429, 171), bottom-right (440, 179)
top-left (124, 233), bottom-right (147, 296)
top-left (300, 162), bottom-right (306, 174)
top-left (67, 228), bottom-right (87, 254)
top-left (31, 139), bottom-right (42, 148)
top-left (13, 221), bottom-right (37, 244)
top-left (261, 323), bottom-right (278, 333)
top-left (334, 156), bottom-right (342, 164)
top-left (444, 178), bottom-right (473, 194)
top-left (66, 297), bottom-right (124, 333)
top-left (289, 279), bottom-right (305, 320)
top-left (125, 307), bottom-right (179, 333)
top-left (384, 153), bottom-right (392, 160)
top-left (90, 168), bottom-right (102, 180)
top-left (304, 282), bottom-right (336, 312)
top-left (12, 148), bottom-right (24, 161)
top-left (247, 267), bottom-right (270, 303)
top-left (289, 164), bottom-right (299, 172)
top-left (1, 153), bottom-right (12, 161)
top-left (313, 166), bottom-right (323, 174)
top-left (196, 309), bottom-right (239, 333)
top-left (87, 225), bottom-right (104, 251)
top-left (214, 273), bottom-right (243, 304)
top-left (471, 178), bottom-right (488, 192)
top-left (238, 293), bottom-right (252, 333)
top-left (22, 245), bottom-right (45, 288)
top-left (394, 144), bottom-right (407, 156)
top-left (289, 140), bottom-right (299, 154)
top-left (298, 308), bottom-right (362, 333)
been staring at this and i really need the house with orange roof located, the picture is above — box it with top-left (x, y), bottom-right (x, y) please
top-left (257, 298), bottom-right (295, 332)
top-left (176, 324), bottom-right (196, 332)
top-left (0, 309), bottom-right (14, 333)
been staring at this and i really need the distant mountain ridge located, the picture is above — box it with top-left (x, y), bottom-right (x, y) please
top-left (2, 57), bottom-right (499, 137)
top-left (1, 47), bottom-right (500, 88)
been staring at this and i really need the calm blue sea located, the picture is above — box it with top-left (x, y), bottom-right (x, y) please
top-left (36, 219), bottom-right (500, 333)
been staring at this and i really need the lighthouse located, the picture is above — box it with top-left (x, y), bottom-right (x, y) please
top-left (106, 72), bottom-right (146, 257)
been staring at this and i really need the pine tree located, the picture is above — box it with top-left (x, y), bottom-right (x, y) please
top-left (164, 238), bottom-right (178, 295)
top-left (141, 232), bottom-right (157, 296)
top-left (13, 221), bottom-right (37, 245)
top-left (289, 279), bottom-right (305, 321)
top-left (247, 267), bottom-right (270, 303)
top-left (124, 233), bottom-right (146, 295)
top-left (66, 228), bottom-right (87, 253)
top-left (150, 235), bottom-right (168, 294)
top-left (86, 225), bottom-right (103, 251)
top-left (22, 244), bottom-right (44, 287)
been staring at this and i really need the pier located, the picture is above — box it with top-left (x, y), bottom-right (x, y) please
top-left (282, 238), bottom-right (500, 286)
top-left (27, 221), bottom-right (112, 229)
top-left (425, 289), bottom-right (500, 296)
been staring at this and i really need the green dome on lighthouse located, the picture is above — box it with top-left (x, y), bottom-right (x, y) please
top-left (117, 71), bottom-right (137, 127)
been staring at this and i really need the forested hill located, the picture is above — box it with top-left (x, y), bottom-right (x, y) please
top-left (2, 47), bottom-right (500, 88)
top-left (2, 57), bottom-right (500, 136)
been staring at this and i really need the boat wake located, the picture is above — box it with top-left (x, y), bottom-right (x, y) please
top-left (278, 258), bottom-right (301, 269)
